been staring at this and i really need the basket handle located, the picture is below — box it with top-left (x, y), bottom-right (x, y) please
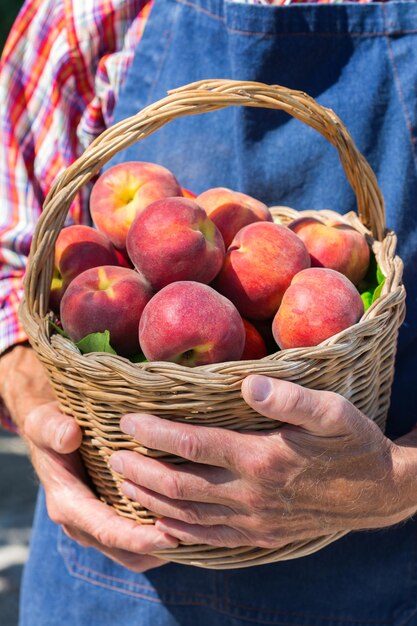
top-left (24, 79), bottom-right (386, 318)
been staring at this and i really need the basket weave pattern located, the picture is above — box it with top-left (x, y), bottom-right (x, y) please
top-left (20, 80), bottom-right (405, 569)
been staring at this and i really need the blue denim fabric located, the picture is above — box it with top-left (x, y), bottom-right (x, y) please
top-left (19, 488), bottom-right (417, 625)
top-left (20, 2), bottom-right (417, 624)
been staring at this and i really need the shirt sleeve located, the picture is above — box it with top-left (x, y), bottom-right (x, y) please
top-left (0, 0), bottom-right (148, 429)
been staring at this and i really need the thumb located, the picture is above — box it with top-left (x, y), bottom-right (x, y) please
top-left (24, 401), bottom-right (82, 453)
top-left (241, 375), bottom-right (348, 436)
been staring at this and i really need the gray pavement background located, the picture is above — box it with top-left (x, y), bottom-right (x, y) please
top-left (0, 430), bottom-right (38, 626)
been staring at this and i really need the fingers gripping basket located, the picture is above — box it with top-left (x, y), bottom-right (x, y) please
top-left (20, 80), bottom-right (405, 569)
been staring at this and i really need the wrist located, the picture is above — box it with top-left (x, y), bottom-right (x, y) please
top-left (0, 343), bottom-right (29, 430)
top-left (389, 439), bottom-right (417, 522)
top-left (0, 343), bottom-right (55, 431)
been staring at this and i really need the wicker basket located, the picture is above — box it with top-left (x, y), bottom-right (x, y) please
top-left (19, 79), bottom-right (405, 569)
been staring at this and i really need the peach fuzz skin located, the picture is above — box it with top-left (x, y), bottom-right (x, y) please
top-left (126, 197), bottom-right (225, 291)
top-left (196, 187), bottom-right (272, 249)
top-left (49, 225), bottom-right (119, 313)
top-left (90, 161), bottom-right (183, 250)
top-left (272, 267), bottom-right (364, 350)
top-left (289, 216), bottom-right (370, 286)
top-left (60, 266), bottom-right (153, 357)
top-left (214, 222), bottom-right (311, 321)
top-left (139, 281), bottom-right (245, 366)
top-left (241, 319), bottom-right (268, 360)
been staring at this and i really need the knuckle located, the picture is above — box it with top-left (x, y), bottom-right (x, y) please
top-left (95, 525), bottom-right (116, 549)
top-left (323, 393), bottom-right (352, 429)
top-left (62, 525), bottom-right (89, 548)
top-left (177, 431), bottom-right (202, 462)
top-left (181, 503), bottom-right (204, 525)
top-left (243, 488), bottom-right (263, 510)
top-left (61, 524), bottom-right (76, 540)
top-left (255, 533), bottom-right (283, 549)
top-left (255, 536), bottom-right (274, 549)
top-left (164, 474), bottom-right (185, 500)
top-left (244, 446), bottom-right (276, 479)
top-left (280, 384), bottom-right (306, 415)
top-left (23, 406), bottom-right (44, 439)
top-left (46, 502), bottom-right (65, 527)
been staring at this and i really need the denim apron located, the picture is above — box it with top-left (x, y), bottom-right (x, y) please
top-left (20, 2), bottom-right (417, 625)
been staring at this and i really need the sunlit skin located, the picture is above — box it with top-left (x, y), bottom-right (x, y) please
top-left (108, 376), bottom-right (417, 551)
top-left (0, 345), bottom-right (178, 573)
top-left (2, 347), bottom-right (417, 572)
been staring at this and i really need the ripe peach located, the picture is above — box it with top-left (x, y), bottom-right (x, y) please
top-left (289, 216), bottom-right (370, 285)
top-left (196, 187), bottom-right (272, 248)
top-left (90, 162), bottom-right (183, 249)
top-left (181, 187), bottom-right (197, 199)
top-left (214, 222), bottom-right (311, 320)
top-left (139, 281), bottom-right (245, 366)
top-left (49, 225), bottom-right (119, 312)
top-left (272, 267), bottom-right (364, 349)
top-left (241, 319), bottom-right (268, 360)
top-left (60, 266), bottom-right (153, 356)
top-left (126, 197), bottom-right (225, 291)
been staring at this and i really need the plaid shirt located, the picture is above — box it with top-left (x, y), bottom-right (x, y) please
top-left (0, 0), bottom-right (376, 429)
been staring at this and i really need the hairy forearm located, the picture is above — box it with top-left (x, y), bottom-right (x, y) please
top-left (0, 343), bottom-right (55, 432)
top-left (391, 428), bottom-right (417, 517)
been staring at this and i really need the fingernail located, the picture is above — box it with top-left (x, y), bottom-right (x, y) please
top-left (109, 454), bottom-right (124, 474)
top-left (120, 416), bottom-right (136, 436)
top-left (121, 481), bottom-right (136, 499)
top-left (56, 423), bottom-right (69, 448)
top-left (248, 375), bottom-right (272, 402)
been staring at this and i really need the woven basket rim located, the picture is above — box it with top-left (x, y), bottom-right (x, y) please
top-left (20, 206), bottom-right (404, 378)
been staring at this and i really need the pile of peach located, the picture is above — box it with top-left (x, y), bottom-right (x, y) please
top-left (50, 161), bottom-right (372, 366)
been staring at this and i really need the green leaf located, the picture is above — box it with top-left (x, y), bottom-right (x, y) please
top-left (361, 291), bottom-right (373, 312)
top-left (372, 280), bottom-right (385, 304)
top-left (75, 330), bottom-right (117, 355)
top-left (128, 353), bottom-right (148, 363)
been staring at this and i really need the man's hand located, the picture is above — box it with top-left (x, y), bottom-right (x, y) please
top-left (109, 375), bottom-right (417, 549)
top-left (0, 345), bottom-right (178, 571)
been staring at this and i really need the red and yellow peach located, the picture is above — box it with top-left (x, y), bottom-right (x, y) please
top-left (214, 222), bottom-right (311, 320)
top-left (196, 187), bottom-right (272, 248)
top-left (272, 267), bottom-right (364, 349)
top-left (60, 266), bottom-right (153, 356)
top-left (289, 216), bottom-right (370, 286)
top-left (139, 281), bottom-right (245, 366)
top-left (90, 161), bottom-right (183, 249)
top-left (126, 197), bottom-right (225, 291)
top-left (49, 225), bottom-right (119, 312)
